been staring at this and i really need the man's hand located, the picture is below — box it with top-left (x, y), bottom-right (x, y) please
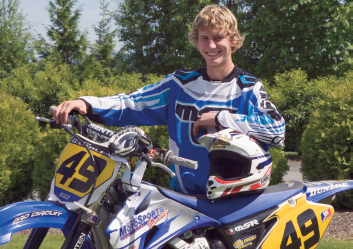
top-left (53, 100), bottom-right (87, 124)
top-left (192, 112), bottom-right (218, 137)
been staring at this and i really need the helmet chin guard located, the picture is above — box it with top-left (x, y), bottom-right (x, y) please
top-left (198, 129), bottom-right (272, 199)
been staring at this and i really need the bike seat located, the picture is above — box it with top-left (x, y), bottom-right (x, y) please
top-left (158, 181), bottom-right (303, 224)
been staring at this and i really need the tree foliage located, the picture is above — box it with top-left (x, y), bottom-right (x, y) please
top-left (0, 92), bottom-right (40, 205)
top-left (300, 71), bottom-right (352, 207)
top-left (0, 62), bottom-right (78, 118)
top-left (114, 0), bottom-right (208, 75)
top-left (233, 0), bottom-right (351, 80)
top-left (43, 0), bottom-right (88, 64)
top-left (92, 0), bottom-right (118, 69)
top-left (0, 0), bottom-right (33, 78)
top-left (266, 69), bottom-right (335, 151)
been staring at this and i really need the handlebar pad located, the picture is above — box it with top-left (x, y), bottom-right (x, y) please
top-left (167, 151), bottom-right (198, 170)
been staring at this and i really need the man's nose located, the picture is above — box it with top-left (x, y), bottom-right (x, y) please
top-left (208, 39), bottom-right (217, 48)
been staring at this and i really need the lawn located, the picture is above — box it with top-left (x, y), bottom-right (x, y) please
top-left (0, 233), bottom-right (64, 249)
top-left (0, 234), bottom-right (352, 248)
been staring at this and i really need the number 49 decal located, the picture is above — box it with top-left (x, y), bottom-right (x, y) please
top-left (54, 140), bottom-right (116, 198)
top-left (261, 194), bottom-right (334, 249)
top-left (280, 209), bottom-right (320, 249)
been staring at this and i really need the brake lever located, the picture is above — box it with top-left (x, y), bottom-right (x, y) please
top-left (150, 162), bottom-right (176, 178)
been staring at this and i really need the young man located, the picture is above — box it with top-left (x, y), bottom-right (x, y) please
top-left (53, 5), bottom-right (285, 195)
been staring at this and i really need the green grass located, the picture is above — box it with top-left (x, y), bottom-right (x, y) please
top-left (1, 234), bottom-right (352, 249)
top-left (0, 233), bottom-right (64, 249)
top-left (317, 238), bottom-right (353, 249)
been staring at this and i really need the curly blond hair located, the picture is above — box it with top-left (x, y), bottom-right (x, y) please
top-left (188, 5), bottom-right (245, 53)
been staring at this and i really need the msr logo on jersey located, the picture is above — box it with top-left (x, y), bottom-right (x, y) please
top-left (226, 220), bottom-right (259, 235)
top-left (175, 102), bottom-right (237, 145)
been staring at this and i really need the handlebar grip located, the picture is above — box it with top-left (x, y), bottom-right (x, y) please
top-left (167, 152), bottom-right (198, 170)
top-left (49, 105), bottom-right (79, 116)
top-left (49, 106), bottom-right (56, 114)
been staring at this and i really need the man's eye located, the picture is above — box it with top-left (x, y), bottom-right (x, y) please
top-left (200, 37), bottom-right (207, 40)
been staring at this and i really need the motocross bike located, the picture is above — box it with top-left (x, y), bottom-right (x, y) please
top-left (0, 107), bottom-right (351, 249)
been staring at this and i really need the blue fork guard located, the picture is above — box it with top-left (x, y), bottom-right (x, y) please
top-left (0, 201), bottom-right (77, 246)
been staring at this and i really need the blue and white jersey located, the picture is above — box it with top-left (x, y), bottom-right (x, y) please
top-left (80, 66), bottom-right (285, 195)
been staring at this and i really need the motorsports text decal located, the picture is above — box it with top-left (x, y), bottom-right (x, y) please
top-left (120, 207), bottom-right (168, 240)
top-left (12, 210), bottom-right (63, 224)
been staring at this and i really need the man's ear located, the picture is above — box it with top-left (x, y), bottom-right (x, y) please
top-left (231, 38), bottom-right (237, 47)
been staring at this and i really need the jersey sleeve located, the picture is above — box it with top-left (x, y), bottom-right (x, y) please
top-left (78, 77), bottom-right (171, 127)
top-left (216, 81), bottom-right (285, 147)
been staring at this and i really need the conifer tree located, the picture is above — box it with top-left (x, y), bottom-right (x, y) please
top-left (0, 0), bottom-right (33, 77)
top-left (115, 0), bottom-right (207, 75)
top-left (46, 0), bottom-right (88, 64)
top-left (93, 0), bottom-right (117, 68)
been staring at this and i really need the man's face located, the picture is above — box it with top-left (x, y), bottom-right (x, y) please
top-left (197, 27), bottom-right (236, 69)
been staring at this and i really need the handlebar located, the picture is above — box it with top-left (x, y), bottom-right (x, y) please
top-left (165, 150), bottom-right (198, 170)
top-left (41, 106), bottom-right (198, 170)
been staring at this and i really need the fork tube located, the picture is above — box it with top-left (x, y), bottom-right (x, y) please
top-left (23, 227), bottom-right (49, 249)
top-left (61, 220), bottom-right (92, 249)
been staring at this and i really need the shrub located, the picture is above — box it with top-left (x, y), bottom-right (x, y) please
top-left (300, 71), bottom-right (352, 208)
top-left (0, 62), bottom-right (77, 118)
top-left (32, 129), bottom-right (71, 200)
top-left (269, 147), bottom-right (289, 185)
top-left (0, 92), bottom-right (40, 205)
top-left (266, 69), bottom-right (333, 152)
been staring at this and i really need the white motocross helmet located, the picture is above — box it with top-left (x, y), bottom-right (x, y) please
top-left (198, 129), bottom-right (272, 200)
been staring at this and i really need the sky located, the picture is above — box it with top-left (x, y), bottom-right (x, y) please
top-left (19, 0), bottom-right (121, 48)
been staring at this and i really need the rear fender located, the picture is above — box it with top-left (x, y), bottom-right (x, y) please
top-left (304, 180), bottom-right (353, 203)
top-left (0, 201), bottom-right (76, 246)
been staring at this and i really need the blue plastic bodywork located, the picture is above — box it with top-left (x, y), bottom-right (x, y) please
top-left (159, 188), bottom-right (302, 224)
top-left (159, 180), bottom-right (353, 224)
top-left (304, 180), bottom-right (353, 203)
top-left (0, 201), bottom-right (76, 246)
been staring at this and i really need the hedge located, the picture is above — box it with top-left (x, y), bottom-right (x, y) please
top-left (300, 71), bottom-right (352, 208)
top-left (0, 92), bottom-right (40, 205)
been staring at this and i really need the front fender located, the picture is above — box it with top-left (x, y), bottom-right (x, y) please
top-left (0, 201), bottom-right (76, 245)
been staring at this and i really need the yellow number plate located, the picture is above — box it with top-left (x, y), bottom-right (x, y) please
top-left (260, 194), bottom-right (334, 249)
top-left (54, 135), bottom-right (115, 199)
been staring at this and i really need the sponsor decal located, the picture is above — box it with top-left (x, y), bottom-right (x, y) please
top-left (12, 213), bottom-right (30, 225)
top-left (87, 123), bottom-right (114, 141)
top-left (195, 239), bottom-right (209, 249)
top-left (309, 182), bottom-right (348, 197)
top-left (70, 137), bottom-right (109, 157)
top-left (74, 232), bottom-right (87, 249)
top-left (259, 172), bottom-right (271, 186)
top-left (147, 210), bottom-right (168, 229)
top-left (226, 220), bottom-right (259, 234)
top-left (12, 210), bottom-right (63, 224)
top-left (233, 235), bottom-right (256, 249)
top-left (99, 194), bottom-right (107, 205)
top-left (212, 135), bottom-right (231, 148)
top-left (120, 207), bottom-right (167, 240)
top-left (321, 208), bottom-right (333, 222)
top-left (59, 192), bottom-right (71, 200)
top-left (212, 143), bottom-right (226, 149)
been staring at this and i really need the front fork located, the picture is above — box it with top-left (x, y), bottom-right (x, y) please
top-left (24, 228), bottom-right (49, 249)
top-left (23, 200), bottom-right (105, 249)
